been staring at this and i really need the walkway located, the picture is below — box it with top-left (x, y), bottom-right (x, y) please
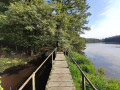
top-left (46, 52), bottom-right (75, 90)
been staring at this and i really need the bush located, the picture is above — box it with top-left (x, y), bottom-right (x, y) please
top-left (80, 64), bottom-right (96, 74)
top-left (98, 67), bottom-right (105, 75)
top-left (71, 52), bottom-right (91, 65)
top-left (1, 47), bottom-right (11, 53)
top-left (87, 74), bottom-right (120, 90)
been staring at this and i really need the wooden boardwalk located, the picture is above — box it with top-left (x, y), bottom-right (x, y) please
top-left (46, 52), bottom-right (75, 90)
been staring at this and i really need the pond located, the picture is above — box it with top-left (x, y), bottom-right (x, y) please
top-left (84, 43), bottom-right (120, 79)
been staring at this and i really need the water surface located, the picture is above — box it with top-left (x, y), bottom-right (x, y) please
top-left (84, 43), bottom-right (120, 79)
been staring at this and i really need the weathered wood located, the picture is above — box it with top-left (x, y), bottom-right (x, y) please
top-left (46, 52), bottom-right (75, 90)
top-left (68, 52), bottom-right (69, 67)
top-left (82, 74), bottom-right (86, 90)
top-left (46, 87), bottom-right (75, 90)
top-left (32, 73), bottom-right (36, 90)
top-left (52, 53), bottom-right (53, 64)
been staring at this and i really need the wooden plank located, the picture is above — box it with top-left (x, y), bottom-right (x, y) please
top-left (47, 82), bottom-right (74, 87)
top-left (46, 52), bottom-right (75, 90)
top-left (46, 87), bottom-right (75, 90)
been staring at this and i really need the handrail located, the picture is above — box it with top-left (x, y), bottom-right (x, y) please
top-left (64, 48), bottom-right (97, 90)
top-left (70, 54), bottom-right (97, 90)
top-left (18, 48), bottom-right (57, 90)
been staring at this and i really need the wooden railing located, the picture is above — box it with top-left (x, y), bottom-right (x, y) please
top-left (18, 48), bottom-right (57, 90)
top-left (63, 48), bottom-right (97, 90)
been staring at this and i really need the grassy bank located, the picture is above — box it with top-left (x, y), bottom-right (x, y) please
top-left (0, 57), bottom-right (36, 73)
top-left (0, 47), bottom-right (54, 73)
top-left (66, 52), bottom-right (120, 90)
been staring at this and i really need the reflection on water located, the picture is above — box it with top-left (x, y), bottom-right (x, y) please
top-left (84, 43), bottom-right (120, 79)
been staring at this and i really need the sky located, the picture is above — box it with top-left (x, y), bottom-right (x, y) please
top-left (81, 0), bottom-right (120, 39)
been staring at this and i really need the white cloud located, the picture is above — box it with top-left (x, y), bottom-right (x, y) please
top-left (82, 0), bottom-right (120, 39)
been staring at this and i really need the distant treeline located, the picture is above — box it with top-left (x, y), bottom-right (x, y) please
top-left (103, 35), bottom-right (120, 43)
top-left (85, 35), bottom-right (120, 43)
top-left (85, 38), bottom-right (102, 43)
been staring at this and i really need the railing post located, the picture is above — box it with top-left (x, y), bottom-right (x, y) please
top-left (52, 53), bottom-right (53, 65)
top-left (63, 48), bottom-right (65, 55)
top-left (32, 72), bottom-right (36, 90)
top-left (65, 48), bottom-right (66, 56)
top-left (68, 51), bottom-right (69, 68)
top-left (82, 74), bottom-right (86, 90)
top-left (56, 48), bottom-right (57, 55)
top-left (10, 87), bottom-right (12, 90)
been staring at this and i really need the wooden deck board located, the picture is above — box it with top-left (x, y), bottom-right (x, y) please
top-left (46, 52), bottom-right (75, 90)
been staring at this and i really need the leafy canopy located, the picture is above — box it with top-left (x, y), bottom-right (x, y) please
top-left (0, 0), bottom-right (90, 55)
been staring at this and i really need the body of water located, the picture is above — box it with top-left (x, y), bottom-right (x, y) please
top-left (84, 43), bottom-right (120, 79)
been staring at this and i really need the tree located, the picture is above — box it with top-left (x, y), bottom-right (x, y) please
top-left (50, 0), bottom-right (91, 51)
top-left (0, 0), bottom-right (91, 56)
top-left (0, 0), bottom-right (56, 56)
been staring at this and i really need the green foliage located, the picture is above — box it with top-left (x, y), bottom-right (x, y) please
top-left (85, 38), bottom-right (102, 43)
top-left (103, 35), bottom-right (120, 43)
top-left (71, 52), bottom-right (91, 65)
top-left (87, 74), bottom-right (120, 90)
top-left (66, 51), bottom-right (120, 90)
top-left (0, 0), bottom-right (57, 56)
top-left (1, 48), bottom-right (11, 53)
top-left (80, 64), bottom-right (96, 74)
top-left (0, 57), bottom-right (34, 72)
top-left (70, 33), bottom-right (86, 52)
top-left (69, 62), bottom-right (82, 90)
top-left (0, 0), bottom-right (90, 56)
top-left (50, 0), bottom-right (90, 50)
top-left (0, 0), bottom-right (90, 55)
top-left (99, 67), bottom-right (105, 75)
top-left (0, 2), bottom-right (8, 13)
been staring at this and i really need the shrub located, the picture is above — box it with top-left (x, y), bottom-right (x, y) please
top-left (71, 52), bottom-right (91, 65)
top-left (80, 64), bottom-right (96, 74)
top-left (1, 47), bottom-right (11, 53)
top-left (98, 67), bottom-right (105, 75)
top-left (88, 74), bottom-right (120, 90)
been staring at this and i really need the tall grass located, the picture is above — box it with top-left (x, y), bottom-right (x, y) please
top-left (66, 51), bottom-right (120, 90)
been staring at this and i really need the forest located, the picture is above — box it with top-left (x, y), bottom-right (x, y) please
top-left (103, 35), bottom-right (120, 43)
top-left (85, 35), bottom-right (120, 43)
top-left (85, 38), bottom-right (102, 43)
top-left (0, 0), bottom-right (90, 57)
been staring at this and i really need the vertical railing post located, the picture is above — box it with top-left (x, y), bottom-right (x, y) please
top-left (82, 74), bottom-right (86, 90)
top-left (65, 48), bottom-right (66, 56)
top-left (63, 47), bottom-right (64, 54)
top-left (52, 53), bottom-right (53, 65)
top-left (32, 72), bottom-right (36, 90)
top-left (55, 48), bottom-right (57, 57)
top-left (56, 48), bottom-right (57, 54)
top-left (68, 51), bottom-right (69, 68)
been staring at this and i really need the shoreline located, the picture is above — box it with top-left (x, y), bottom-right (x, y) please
top-left (67, 51), bottom-right (120, 89)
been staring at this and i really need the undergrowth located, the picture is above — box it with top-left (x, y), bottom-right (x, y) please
top-left (0, 57), bottom-right (36, 73)
top-left (66, 51), bottom-right (120, 90)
